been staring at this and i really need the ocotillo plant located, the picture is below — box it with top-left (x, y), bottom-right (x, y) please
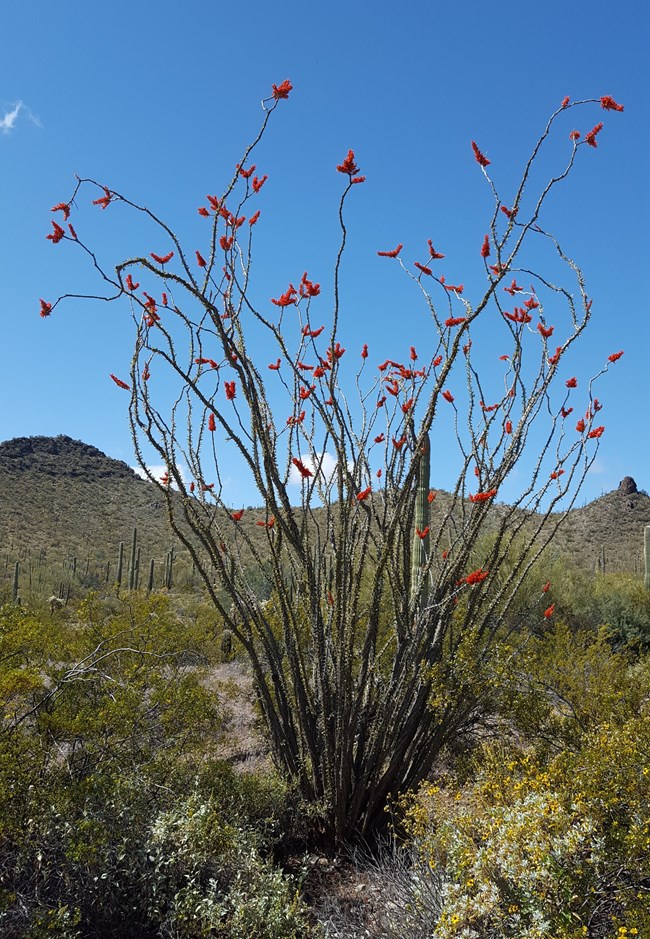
top-left (45, 85), bottom-right (626, 844)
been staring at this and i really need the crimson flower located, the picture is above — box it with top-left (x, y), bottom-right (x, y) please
top-left (292, 457), bottom-right (313, 479)
top-left (576, 418), bottom-right (586, 433)
top-left (428, 240), bottom-right (445, 259)
top-left (585, 122), bottom-right (604, 147)
top-left (225, 381), bottom-right (236, 400)
top-left (110, 373), bottom-right (130, 390)
top-left (414, 261), bottom-right (432, 276)
top-left (588, 426), bottom-right (605, 439)
top-left (377, 243), bottom-right (403, 258)
top-left (125, 273), bottom-right (139, 291)
top-left (537, 323), bottom-right (554, 339)
top-left (302, 324), bottom-right (325, 338)
top-left (566, 377), bottom-right (577, 388)
top-left (608, 350), bottom-right (624, 363)
top-left (142, 365), bottom-right (150, 381)
top-left (198, 206), bottom-right (209, 217)
top-left (357, 486), bottom-right (372, 501)
top-left (361, 344), bottom-right (368, 359)
top-left (524, 296), bottom-right (540, 310)
top-left (201, 483), bottom-right (214, 492)
top-left (550, 469), bottom-right (565, 479)
top-left (189, 482), bottom-right (195, 493)
top-left (392, 436), bottom-right (407, 450)
top-left (445, 316), bottom-right (466, 327)
top-left (238, 163), bottom-right (256, 179)
top-left (208, 413), bottom-right (216, 432)
top-left (150, 250), bottom-right (174, 264)
top-left (465, 568), bottom-right (489, 585)
top-left (569, 130), bottom-right (581, 141)
top-left (271, 284), bottom-right (297, 307)
top-left (416, 526), bottom-right (430, 540)
top-left (231, 510), bottom-right (244, 521)
top-left (220, 235), bottom-right (233, 251)
top-left (561, 407), bottom-right (574, 418)
top-left (272, 79), bottom-right (292, 99)
top-left (252, 174), bottom-right (268, 193)
top-left (51, 202), bottom-right (71, 221)
top-left (336, 149), bottom-right (360, 175)
top-left (249, 211), bottom-right (261, 226)
top-left (503, 279), bottom-right (523, 296)
top-left (443, 282), bottom-right (464, 294)
top-left (68, 223), bottom-right (78, 240)
top-left (92, 187), bottom-right (112, 209)
top-left (401, 398), bottom-right (414, 414)
top-left (442, 389), bottom-right (454, 404)
top-left (410, 346), bottom-right (417, 361)
top-left (428, 490), bottom-right (436, 503)
top-left (268, 359), bottom-right (281, 370)
top-left (196, 250), bottom-right (207, 267)
top-left (299, 271), bottom-right (320, 298)
top-left (561, 96), bottom-right (570, 108)
top-left (542, 581), bottom-right (551, 592)
top-left (505, 420), bottom-right (512, 434)
top-left (374, 434), bottom-right (385, 444)
top-left (39, 299), bottom-right (52, 318)
top-left (600, 95), bottom-right (624, 112)
top-left (469, 489), bottom-right (497, 503)
top-left (471, 141), bottom-right (491, 167)
top-left (480, 234), bottom-right (490, 258)
top-left (543, 604), bottom-right (555, 619)
top-left (46, 220), bottom-right (65, 244)
top-left (433, 355), bottom-right (443, 367)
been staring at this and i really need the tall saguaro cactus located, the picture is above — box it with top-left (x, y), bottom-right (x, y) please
top-left (644, 525), bottom-right (650, 591)
top-left (410, 432), bottom-right (431, 611)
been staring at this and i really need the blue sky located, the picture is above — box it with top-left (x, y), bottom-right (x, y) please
top-left (1, 0), bottom-right (647, 507)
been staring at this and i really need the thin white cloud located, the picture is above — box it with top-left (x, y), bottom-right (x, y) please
top-left (1, 100), bottom-right (41, 134)
top-left (289, 451), bottom-right (347, 485)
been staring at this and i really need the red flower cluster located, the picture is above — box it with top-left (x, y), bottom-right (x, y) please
top-left (337, 149), bottom-right (360, 175)
top-left (608, 350), bottom-right (624, 363)
top-left (39, 299), bottom-right (52, 318)
top-left (208, 413), bottom-right (216, 432)
top-left (587, 426), bottom-right (605, 439)
top-left (299, 272), bottom-right (320, 298)
top-left (414, 261), bottom-right (432, 276)
top-left (357, 486), bottom-right (372, 502)
top-left (271, 284), bottom-right (297, 307)
top-left (600, 95), bottom-right (624, 112)
top-left (544, 604), bottom-right (555, 619)
top-left (272, 79), bottom-right (292, 100)
top-left (566, 377), bottom-right (577, 388)
top-left (292, 457), bottom-right (313, 479)
top-left (480, 234), bottom-right (490, 258)
top-left (92, 187), bottom-right (112, 209)
top-left (445, 316), bottom-right (466, 327)
top-left (125, 273), bottom-right (140, 291)
top-left (225, 381), bottom-right (236, 400)
top-left (428, 240), bottom-right (445, 259)
top-left (585, 122), bottom-right (604, 148)
top-left (231, 510), bottom-right (244, 521)
top-left (537, 323), bottom-right (554, 339)
top-left (51, 202), bottom-right (71, 221)
top-left (465, 568), bottom-right (489, 585)
top-left (46, 220), bottom-right (65, 244)
top-left (469, 489), bottom-right (497, 503)
top-left (110, 373), bottom-right (130, 390)
top-left (151, 250), bottom-right (174, 264)
top-left (377, 244), bottom-right (403, 258)
top-left (471, 141), bottom-right (490, 167)
top-left (196, 250), bottom-right (207, 267)
top-left (416, 526), bottom-right (430, 540)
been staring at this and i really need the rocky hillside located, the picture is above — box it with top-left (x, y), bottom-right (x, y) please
top-left (1, 436), bottom-right (648, 588)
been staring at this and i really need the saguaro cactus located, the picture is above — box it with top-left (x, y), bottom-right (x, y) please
top-left (644, 525), bottom-right (650, 591)
top-left (410, 431), bottom-right (431, 611)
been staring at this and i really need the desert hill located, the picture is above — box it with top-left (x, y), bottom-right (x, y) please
top-left (1, 436), bottom-right (648, 596)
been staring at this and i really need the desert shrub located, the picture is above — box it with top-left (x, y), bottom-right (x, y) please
top-left (396, 627), bottom-right (650, 938)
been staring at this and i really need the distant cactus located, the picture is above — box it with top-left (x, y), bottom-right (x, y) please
top-left (128, 527), bottom-right (138, 590)
top-left (117, 541), bottom-right (124, 588)
top-left (644, 526), bottom-right (650, 591)
top-left (147, 557), bottom-right (155, 593)
top-left (12, 561), bottom-right (19, 604)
